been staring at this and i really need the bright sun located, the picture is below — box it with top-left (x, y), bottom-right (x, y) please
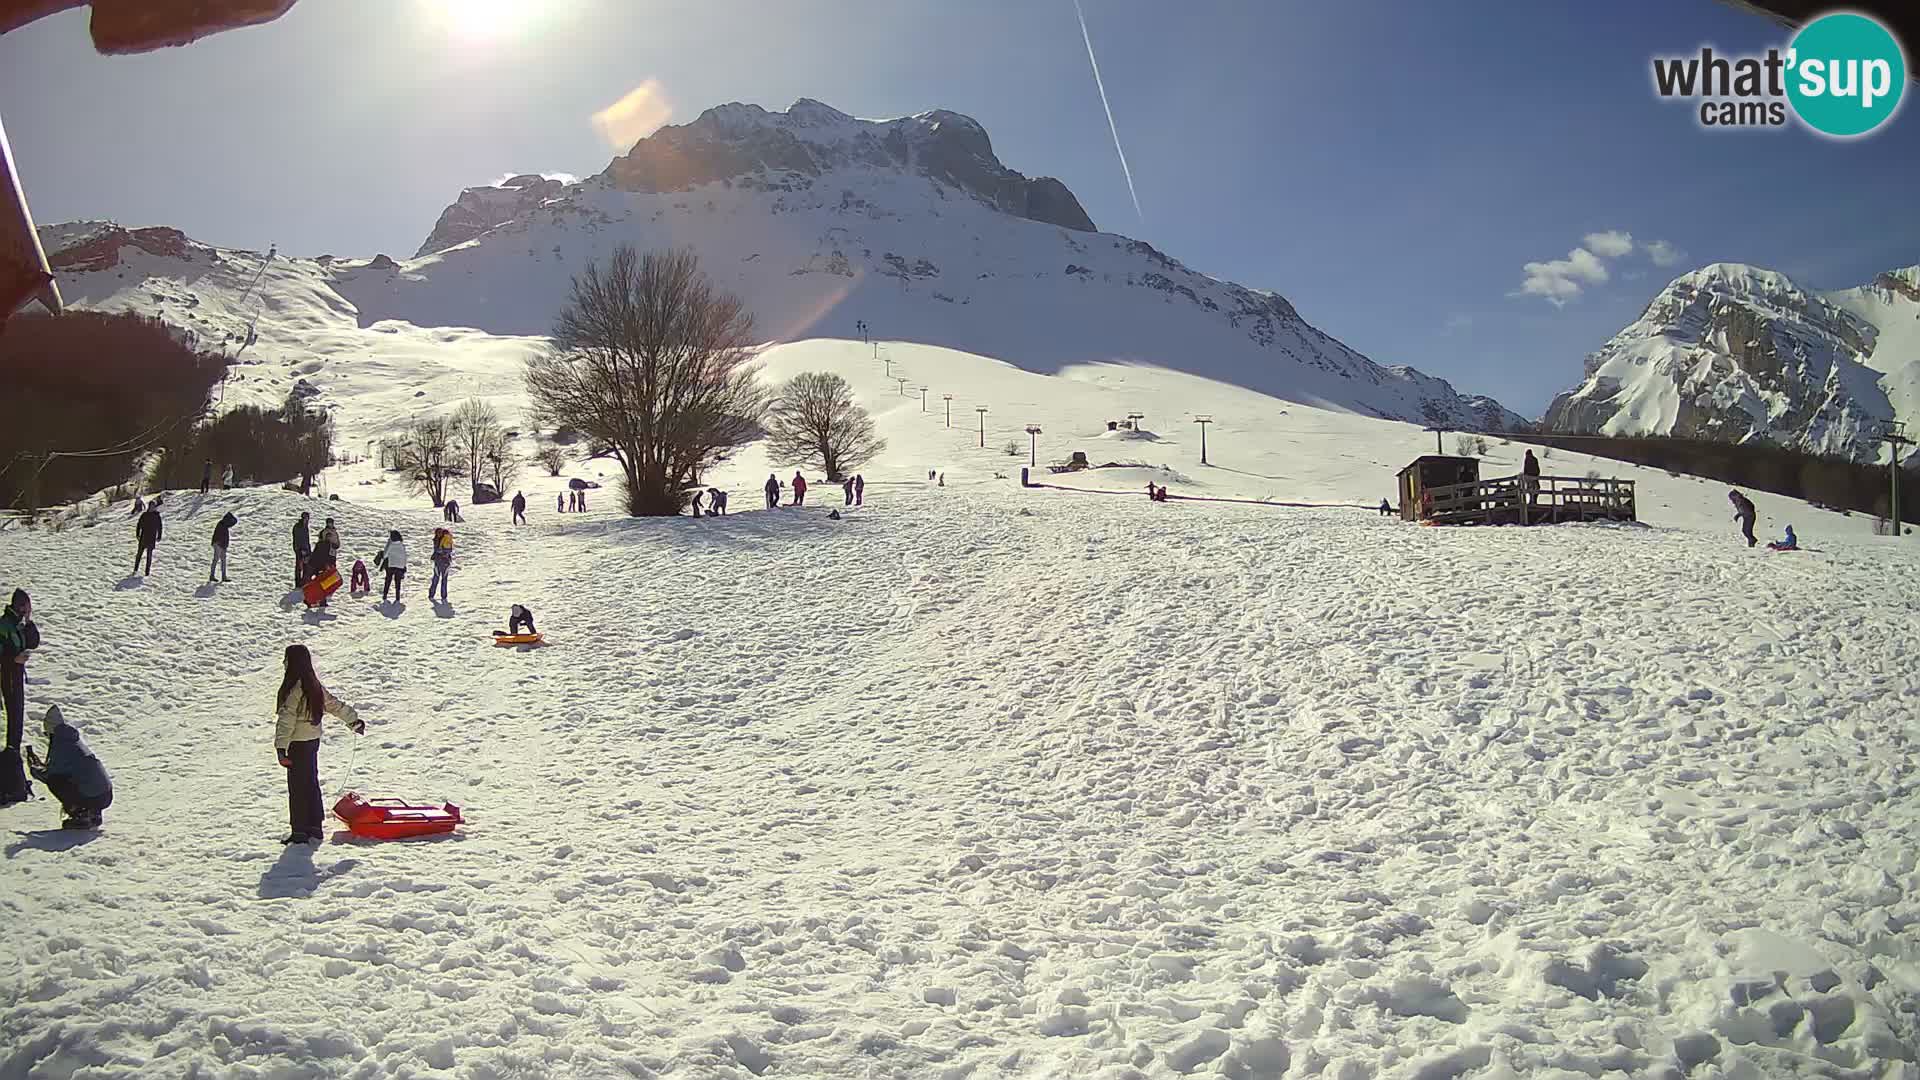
top-left (427, 0), bottom-right (528, 40)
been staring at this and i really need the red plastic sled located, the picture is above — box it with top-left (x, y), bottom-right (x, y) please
top-left (303, 567), bottom-right (342, 607)
top-left (332, 791), bottom-right (463, 839)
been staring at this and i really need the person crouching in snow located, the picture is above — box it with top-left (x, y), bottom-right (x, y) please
top-left (504, 605), bottom-right (536, 636)
top-left (24, 706), bottom-right (112, 830)
top-left (275, 644), bottom-right (363, 845)
top-left (349, 558), bottom-right (371, 596)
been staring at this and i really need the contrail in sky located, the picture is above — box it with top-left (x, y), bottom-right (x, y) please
top-left (1072, 0), bottom-right (1143, 224)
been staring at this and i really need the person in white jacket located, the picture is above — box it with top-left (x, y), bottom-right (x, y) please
top-left (275, 644), bottom-right (364, 844)
top-left (373, 530), bottom-right (408, 603)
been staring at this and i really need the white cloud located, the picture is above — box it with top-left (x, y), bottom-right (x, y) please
top-left (1646, 239), bottom-right (1686, 267)
top-left (1583, 230), bottom-right (1634, 258)
top-left (1517, 246), bottom-right (1612, 306)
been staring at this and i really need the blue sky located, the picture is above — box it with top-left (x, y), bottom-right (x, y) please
top-left (2, 0), bottom-right (1916, 415)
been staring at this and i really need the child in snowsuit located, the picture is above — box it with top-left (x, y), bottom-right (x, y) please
top-left (1768, 525), bottom-right (1798, 551)
top-left (24, 706), bottom-right (112, 830)
top-left (505, 605), bottom-right (537, 635)
top-left (349, 559), bottom-right (371, 595)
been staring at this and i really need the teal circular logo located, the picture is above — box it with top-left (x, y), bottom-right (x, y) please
top-left (1786, 12), bottom-right (1906, 137)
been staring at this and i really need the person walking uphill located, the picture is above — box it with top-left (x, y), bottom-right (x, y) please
top-left (210, 511), bottom-right (237, 583)
top-left (134, 502), bottom-right (163, 576)
top-left (274, 644), bottom-right (364, 844)
top-left (1729, 489), bottom-right (1758, 548)
top-left (374, 530), bottom-right (408, 602)
top-left (511, 491), bottom-right (527, 525)
top-left (293, 511), bottom-right (312, 587)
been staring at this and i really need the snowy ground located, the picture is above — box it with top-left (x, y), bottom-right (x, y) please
top-left (3, 468), bottom-right (1917, 1077)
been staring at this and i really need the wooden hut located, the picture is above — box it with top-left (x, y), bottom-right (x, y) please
top-left (1397, 456), bottom-right (1480, 522)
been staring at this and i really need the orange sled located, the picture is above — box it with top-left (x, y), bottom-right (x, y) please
top-left (332, 791), bottom-right (463, 839)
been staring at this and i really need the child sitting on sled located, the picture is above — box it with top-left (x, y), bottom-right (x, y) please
top-left (1767, 524), bottom-right (1798, 551)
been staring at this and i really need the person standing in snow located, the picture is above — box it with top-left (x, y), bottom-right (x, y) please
top-left (210, 511), bottom-right (237, 583)
top-left (1728, 490), bottom-right (1758, 548)
top-left (200, 459), bottom-right (213, 495)
top-left (576, 489), bottom-right (587, 512)
top-left (24, 706), bottom-right (111, 830)
top-left (223, 464), bottom-right (235, 490)
top-left (374, 529), bottom-right (408, 603)
top-left (791, 471), bottom-right (808, 506)
top-left (690, 489), bottom-right (704, 517)
top-left (938, 472), bottom-right (945, 487)
top-left (557, 493), bottom-right (565, 514)
top-left (427, 528), bottom-right (453, 603)
top-left (710, 488), bottom-right (728, 515)
top-left (130, 494), bottom-right (144, 517)
top-left (765, 474), bottom-right (780, 509)
top-left (274, 644), bottom-right (364, 844)
top-left (1, 589), bottom-right (36, 756)
top-left (316, 518), bottom-right (342, 574)
top-left (1521, 449), bottom-right (1541, 507)
top-left (854, 475), bottom-right (864, 506)
top-left (292, 511), bottom-right (312, 587)
top-left (842, 477), bottom-right (855, 506)
top-left (134, 502), bottom-right (162, 576)
top-left (511, 491), bottom-right (527, 525)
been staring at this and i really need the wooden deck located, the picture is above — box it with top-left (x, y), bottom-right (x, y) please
top-left (1422, 474), bottom-right (1636, 526)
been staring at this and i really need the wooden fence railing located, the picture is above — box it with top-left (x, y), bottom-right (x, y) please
top-left (1423, 474), bottom-right (1635, 526)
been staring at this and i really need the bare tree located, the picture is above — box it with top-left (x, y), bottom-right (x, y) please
top-left (482, 427), bottom-right (519, 494)
top-left (451, 398), bottom-right (504, 500)
top-left (762, 372), bottom-right (885, 481)
top-left (534, 443), bottom-right (568, 476)
top-left (525, 246), bottom-right (767, 515)
top-left (390, 414), bottom-right (455, 507)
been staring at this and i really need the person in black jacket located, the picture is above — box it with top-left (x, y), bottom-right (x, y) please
top-left (292, 511), bottom-right (313, 587)
top-left (1729, 489), bottom-right (1758, 547)
top-left (135, 504), bottom-right (162, 575)
top-left (1, 589), bottom-right (34, 753)
top-left (24, 706), bottom-right (112, 829)
top-left (210, 511), bottom-right (237, 583)
top-left (511, 491), bottom-right (527, 525)
top-left (1521, 449), bottom-right (1541, 507)
top-left (200, 459), bottom-right (213, 495)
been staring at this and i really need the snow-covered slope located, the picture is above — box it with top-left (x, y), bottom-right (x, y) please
top-left (1543, 262), bottom-right (1920, 462)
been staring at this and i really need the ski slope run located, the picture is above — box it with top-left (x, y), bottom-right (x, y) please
top-left (2, 476), bottom-right (1917, 1079)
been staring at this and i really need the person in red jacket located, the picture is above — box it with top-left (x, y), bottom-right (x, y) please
top-left (791, 472), bottom-right (808, 506)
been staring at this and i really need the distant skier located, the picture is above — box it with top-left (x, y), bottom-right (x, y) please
top-left (511, 491), bottom-right (527, 525)
top-left (791, 472), bottom-right (807, 506)
top-left (210, 510), bottom-right (236, 582)
top-left (843, 477), bottom-right (854, 506)
top-left (134, 502), bottom-right (162, 576)
top-left (854, 474), bottom-right (864, 506)
top-left (24, 706), bottom-right (111, 831)
top-left (765, 474), bottom-right (780, 509)
top-left (201, 459), bottom-right (213, 495)
top-left (375, 529), bottom-right (408, 602)
top-left (427, 527), bottom-right (453, 603)
top-left (1728, 489), bottom-right (1758, 547)
top-left (1768, 524), bottom-right (1799, 552)
top-left (274, 643), bottom-right (364, 844)
top-left (1522, 449), bottom-right (1541, 507)
top-left (292, 511), bottom-right (312, 587)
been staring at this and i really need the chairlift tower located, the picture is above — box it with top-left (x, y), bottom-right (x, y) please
top-left (1888, 420), bottom-right (1913, 538)
top-left (1127, 411), bottom-right (1144, 431)
top-left (1025, 425), bottom-right (1043, 467)
top-left (942, 394), bottom-right (953, 427)
top-left (976, 406), bottom-right (989, 448)
top-left (1194, 415), bottom-right (1213, 465)
top-left (917, 385), bottom-right (929, 411)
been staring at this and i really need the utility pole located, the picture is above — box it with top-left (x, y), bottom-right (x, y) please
top-left (917, 385), bottom-right (929, 412)
top-left (942, 394), bottom-right (953, 428)
top-left (1888, 420), bottom-right (1912, 538)
top-left (1194, 415), bottom-right (1213, 465)
top-left (1025, 424), bottom-right (1043, 467)
top-left (976, 406), bottom-right (989, 448)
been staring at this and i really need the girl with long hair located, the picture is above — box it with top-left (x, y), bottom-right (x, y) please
top-left (275, 644), bottom-right (364, 844)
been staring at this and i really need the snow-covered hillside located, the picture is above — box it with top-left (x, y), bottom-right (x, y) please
top-left (1543, 263), bottom-right (1920, 463)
